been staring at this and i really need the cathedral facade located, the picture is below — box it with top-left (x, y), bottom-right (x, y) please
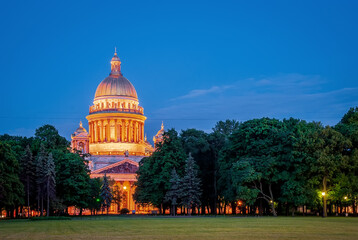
top-left (71, 51), bottom-right (162, 213)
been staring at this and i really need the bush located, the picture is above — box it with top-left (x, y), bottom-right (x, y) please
top-left (120, 208), bottom-right (130, 214)
top-left (30, 216), bottom-right (71, 221)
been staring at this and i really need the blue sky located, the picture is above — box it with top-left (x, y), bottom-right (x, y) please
top-left (0, 0), bottom-right (357, 142)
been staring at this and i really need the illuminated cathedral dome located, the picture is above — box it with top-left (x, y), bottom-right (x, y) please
top-left (94, 75), bottom-right (138, 100)
top-left (94, 49), bottom-right (138, 100)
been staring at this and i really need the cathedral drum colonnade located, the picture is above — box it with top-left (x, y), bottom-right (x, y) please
top-left (71, 50), bottom-right (162, 214)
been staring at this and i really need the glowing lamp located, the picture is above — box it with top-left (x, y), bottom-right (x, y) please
top-left (123, 186), bottom-right (127, 190)
top-left (344, 196), bottom-right (347, 200)
top-left (322, 192), bottom-right (326, 196)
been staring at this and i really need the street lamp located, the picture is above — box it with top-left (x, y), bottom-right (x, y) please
top-left (344, 196), bottom-right (347, 200)
top-left (321, 192), bottom-right (327, 217)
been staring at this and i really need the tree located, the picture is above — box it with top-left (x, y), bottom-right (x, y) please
top-left (112, 184), bottom-right (125, 213)
top-left (278, 119), bottom-right (322, 216)
top-left (165, 168), bottom-right (181, 216)
top-left (308, 126), bottom-right (351, 217)
top-left (35, 144), bottom-right (47, 216)
top-left (229, 118), bottom-right (287, 216)
top-left (55, 151), bottom-right (91, 214)
top-left (34, 124), bottom-right (68, 150)
top-left (335, 107), bottom-right (358, 216)
top-left (180, 153), bottom-right (201, 215)
top-left (181, 129), bottom-right (213, 214)
top-left (20, 145), bottom-right (35, 218)
top-left (0, 142), bottom-right (24, 218)
top-left (134, 129), bottom-right (186, 213)
top-left (44, 153), bottom-right (56, 216)
top-left (88, 178), bottom-right (102, 215)
top-left (100, 174), bottom-right (113, 214)
top-left (212, 120), bottom-right (240, 139)
top-left (214, 120), bottom-right (240, 214)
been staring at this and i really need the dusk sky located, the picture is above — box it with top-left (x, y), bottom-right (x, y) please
top-left (1, 0), bottom-right (357, 142)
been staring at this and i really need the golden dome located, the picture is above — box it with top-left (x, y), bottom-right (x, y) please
top-left (94, 75), bottom-right (138, 100)
top-left (94, 51), bottom-right (138, 100)
top-left (75, 121), bottom-right (87, 133)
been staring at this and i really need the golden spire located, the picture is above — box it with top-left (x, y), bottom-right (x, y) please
top-left (79, 121), bottom-right (83, 128)
top-left (161, 121), bottom-right (164, 130)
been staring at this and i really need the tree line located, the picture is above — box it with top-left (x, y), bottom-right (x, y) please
top-left (0, 125), bottom-right (121, 218)
top-left (1, 107), bottom-right (357, 217)
top-left (134, 107), bottom-right (358, 216)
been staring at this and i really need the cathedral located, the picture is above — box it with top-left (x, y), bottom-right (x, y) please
top-left (70, 50), bottom-right (163, 213)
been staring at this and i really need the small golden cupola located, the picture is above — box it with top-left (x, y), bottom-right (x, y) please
top-left (71, 121), bottom-right (89, 153)
top-left (153, 122), bottom-right (165, 147)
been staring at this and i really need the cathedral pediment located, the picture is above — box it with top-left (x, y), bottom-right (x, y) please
top-left (92, 159), bottom-right (139, 174)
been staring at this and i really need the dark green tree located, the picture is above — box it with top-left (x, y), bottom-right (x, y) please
top-left (0, 142), bottom-right (24, 218)
top-left (20, 145), bottom-right (35, 218)
top-left (88, 177), bottom-right (102, 215)
top-left (45, 152), bottom-right (56, 216)
top-left (34, 124), bottom-right (68, 150)
top-left (55, 151), bottom-right (91, 214)
top-left (278, 119), bottom-right (322, 215)
top-left (180, 129), bottom-right (213, 214)
top-left (112, 184), bottom-right (125, 213)
top-left (164, 168), bottom-right (181, 216)
top-left (212, 119), bottom-right (240, 139)
top-left (229, 118), bottom-right (287, 216)
top-left (180, 153), bottom-right (201, 215)
top-left (134, 129), bottom-right (186, 213)
top-left (308, 126), bottom-right (350, 217)
top-left (134, 157), bottom-right (156, 205)
top-left (35, 144), bottom-right (47, 216)
top-left (335, 107), bottom-right (358, 215)
top-left (214, 120), bottom-right (240, 214)
top-left (100, 174), bottom-right (113, 214)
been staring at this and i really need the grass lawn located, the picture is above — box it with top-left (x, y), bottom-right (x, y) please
top-left (0, 216), bottom-right (357, 240)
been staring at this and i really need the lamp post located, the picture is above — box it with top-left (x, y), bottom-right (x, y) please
top-left (322, 192), bottom-right (327, 218)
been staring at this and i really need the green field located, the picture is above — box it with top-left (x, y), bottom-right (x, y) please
top-left (0, 216), bottom-right (357, 240)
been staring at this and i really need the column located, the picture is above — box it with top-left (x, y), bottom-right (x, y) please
top-left (94, 121), bottom-right (98, 143)
top-left (141, 123), bottom-right (144, 141)
top-left (118, 121), bottom-right (122, 142)
top-left (100, 120), bottom-right (104, 142)
top-left (114, 119), bottom-right (117, 142)
top-left (125, 120), bottom-right (129, 142)
top-left (129, 121), bottom-right (133, 142)
top-left (91, 122), bottom-right (94, 143)
top-left (106, 120), bottom-right (110, 142)
top-left (129, 182), bottom-right (132, 210)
